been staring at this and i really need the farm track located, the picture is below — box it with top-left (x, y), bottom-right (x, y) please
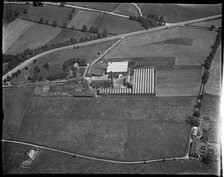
top-left (2, 139), bottom-right (188, 164)
top-left (2, 14), bottom-right (221, 81)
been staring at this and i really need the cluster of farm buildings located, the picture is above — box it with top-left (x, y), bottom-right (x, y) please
top-left (89, 61), bottom-right (156, 96)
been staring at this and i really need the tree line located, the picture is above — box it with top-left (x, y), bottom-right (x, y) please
top-left (129, 13), bottom-right (166, 29)
top-left (186, 27), bottom-right (221, 164)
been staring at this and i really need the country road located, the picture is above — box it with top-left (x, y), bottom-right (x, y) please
top-left (2, 139), bottom-right (188, 165)
top-left (2, 8), bottom-right (221, 81)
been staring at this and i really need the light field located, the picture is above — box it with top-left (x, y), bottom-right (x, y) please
top-left (5, 23), bottom-right (62, 55)
top-left (3, 19), bottom-right (34, 53)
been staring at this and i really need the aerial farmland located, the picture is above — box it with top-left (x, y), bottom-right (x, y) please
top-left (2, 1), bottom-right (222, 175)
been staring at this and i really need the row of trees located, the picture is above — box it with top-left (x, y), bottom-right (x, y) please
top-left (129, 14), bottom-right (166, 29)
top-left (186, 27), bottom-right (221, 164)
top-left (3, 29), bottom-right (108, 83)
top-left (186, 27), bottom-right (221, 127)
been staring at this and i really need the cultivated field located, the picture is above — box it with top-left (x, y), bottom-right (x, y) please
top-left (14, 96), bottom-right (194, 161)
top-left (106, 26), bottom-right (217, 65)
top-left (5, 23), bottom-right (62, 55)
top-left (204, 46), bottom-right (221, 96)
top-left (67, 2), bottom-right (120, 12)
top-left (68, 10), bottom-right (144, 34)
top-left (113, 3), bottom-right (140, 17)
top-left (156, 66), bottom-right (203, 96)
top-left (3, 86), bottom-right (35, 139)
top-left (20, 4), bottom-right (74, 26)
top-left (3, 19), bottom-right (34, 53)
top-left (137, 3), bottom-right (221, 23)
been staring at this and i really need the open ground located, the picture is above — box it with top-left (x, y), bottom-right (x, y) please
top-left (4, 95), bottom-right (196, 161)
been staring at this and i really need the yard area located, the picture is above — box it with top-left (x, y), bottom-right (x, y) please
top-left (106, 25), bottom-right (217, 65)
top-left (137, 3), bottom-right (221, 23)
top-left (156, 66), bottom-right (203, 96)
top-left (14, 96), bottom-right (194, 161)
top-left (5, 23), bottom-right (62, 55)
top-left (68, 9), bottom-right (144, 34)
top-left (67, 2), bottom-right (120, 12)
top-left (3, 86), bottom-right (35, 139)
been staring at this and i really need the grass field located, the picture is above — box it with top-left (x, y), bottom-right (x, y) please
top-left (13, 96), bottom-right (194, 160)
top-left (20, 4), bottom-right (74, 26)
top-left (106, 26), bottom-right (217, 65)
top-left (68, 10), bottom-right (144, 34)
top-left (3, 19), bottom-right (34, 53)
top-left (5, 23), bottom-right (62, 55)
top-left (204, 45), bottom-right (221, 96)
top-left (21, 40), bottom-right (118, 82)
top-left (156, 66), bottom-right (203, 96)
top-left (3, 86), bottom-right (35, 139)
top-left (113, 3), bottom-right (140, 17)
top-left (67, 2), bottom-right (120, 12)
top-left (137, 3), bottom-right (221, 23)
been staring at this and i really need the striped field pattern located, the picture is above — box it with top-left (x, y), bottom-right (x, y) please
top-left (132, 68), bottom-right (155, 95)
top-left (99, 88), bottom-right (132, 95)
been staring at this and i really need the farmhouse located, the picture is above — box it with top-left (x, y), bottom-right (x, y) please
top-left (106, 61), bottom-right (128, 74)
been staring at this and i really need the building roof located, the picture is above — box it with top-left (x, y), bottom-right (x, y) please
top-left (106, 62), bottom-right (128, 73)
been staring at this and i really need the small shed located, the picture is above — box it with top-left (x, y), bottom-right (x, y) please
top-left (28, 149), bottom-right (37, 160)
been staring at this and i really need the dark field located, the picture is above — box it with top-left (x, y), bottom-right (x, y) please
top-left (46, 28), bottom-right (95, 45)
top-left (12, 96), bottom-right (195, 160)
top-left (3, 86), bottom-right (35, 139)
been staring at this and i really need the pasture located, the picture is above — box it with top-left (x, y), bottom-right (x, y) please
top-left (23, 40), bottom-right (118, 81)
top-left (3, 19), bottom-right (34, 53)
top-left (156, 66), bottom-right (203, 96)
top-left (106, 26), bottom-right (217, 65)
top-left (3, 86), bottom-right (35, 139)
top-left (20, 4), bottom-right (74, 26)
top-left (68, 10), bottom-right (144, 34)
top-left (5, 23), bottom-right (62, 55)
top-left (67, 2), bottom-right (120, 12)
top-left (14, 96), bottom-right (194, 160)
top-left (137, 3), bottom-right (221, 23)
top-left (113, 3), bottom-right (140, 17)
